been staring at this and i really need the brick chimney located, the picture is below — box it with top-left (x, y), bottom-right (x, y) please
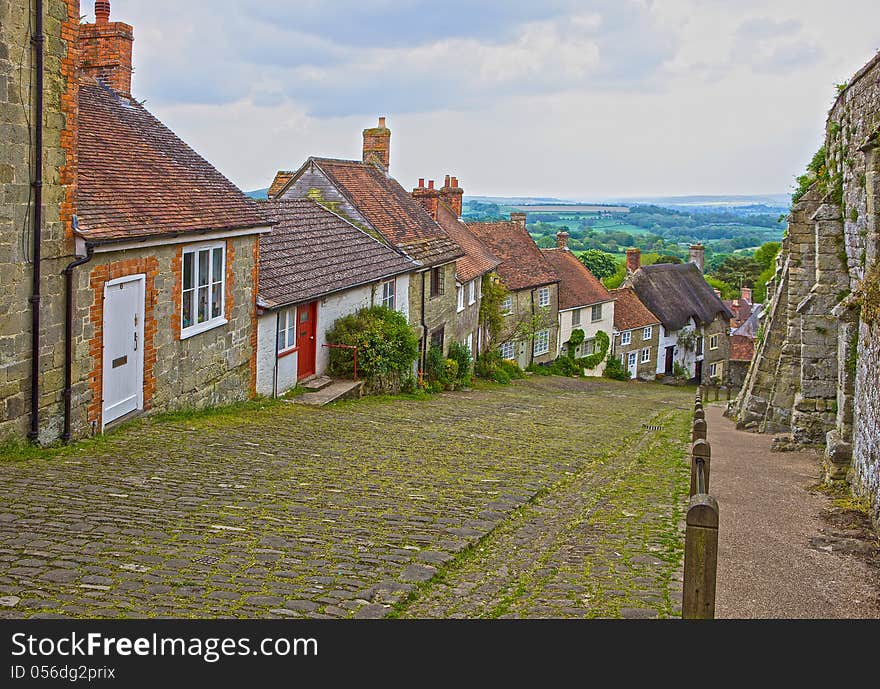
top-left (510, 212), bottom-right (527, 228)
top-left (626, 248), bottom-right (641, 274)
top-left (741, 286), bottom-right (753, 303)
top-left (556, 230), bottom-right (570, 250)
top-left (689, 244), bottom-right (705, 273)
top-left (439, 175), bottom-right (464, 217)
top-left (412, 179), bottom-right (440, 220)
top-left (79, 1), bottom-right (134, 96)
top-left (363, 116), bottom-right (391, 171)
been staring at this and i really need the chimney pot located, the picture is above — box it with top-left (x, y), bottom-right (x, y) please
top-left (378, 116), bottom-right (386, 128)
top-left (556, 231), bottom-right (570, 250)
top-left (451, 177), bottom-right (458, 188)
top-left (741, 286), bottom-right (753, 303)
top-left (510, 212), bottom-right (527, 228)
top-left (428, 180), bottom-right (435, 189)
top-left (418, 178), bottom-right (424, 188)
top-left (95, 0), bottom-right (111, 24)
top-left (444, 174), bottom-right (451, 188)
top-left (626, 248), bottom-right (641, 274)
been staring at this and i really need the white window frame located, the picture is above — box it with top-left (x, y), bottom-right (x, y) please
top-left (627, 351), bottom-right (637, 368)
top-left (380, 278), bottom-right (396, 310)
top-left (468, 280), bottom-right (477, 305)
top-left (277, 307), bottom-right (297, 354)
top-left (501, 295), bottom-right (513, 315)
top-left (709, 362), bottom-right (719, 378)
top-left (643, 326), bottom-right (652, 341)
top-left (466, 333), bottom-right (473, 355)
top-left (620, 330), bottom-right (632, 346)
top-left (572, 308), bottom-right (581, 326)
top-left (709, 334), bottom-right (719, 350)
top-left (533, 329), bottom-right (550, 356)
top-left (500, 340), bottom-right (516, 360)
top-left (538, 287), bottom-right (551, 308)
top-left (180, 241), bottom-right (227, 339)
top-left (591, 303), bottom-right (602, 322)
top-left (641, 347), bottom-right (650, 363)
top-left (456, 284), bottom-right (465, 312)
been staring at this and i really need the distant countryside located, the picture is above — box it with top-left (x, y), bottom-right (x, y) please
top-left (461, 196), bottom-right (789, 302)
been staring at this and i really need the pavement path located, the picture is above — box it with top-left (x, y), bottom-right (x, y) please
top-left (708, 404), bottom-right (880, 618)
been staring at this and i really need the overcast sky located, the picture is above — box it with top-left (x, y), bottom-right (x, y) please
top-left (92, 1), bottom-right (879, 198)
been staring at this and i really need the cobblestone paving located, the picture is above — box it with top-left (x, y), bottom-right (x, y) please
top-left (0, 377), bottom-right (691, 619)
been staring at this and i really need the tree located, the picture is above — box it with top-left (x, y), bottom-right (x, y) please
top-left (714, 255), bottom-right (763, 288)
top-left (654, 254), bottom-right (683, 264)
top-left (753, 241), bottom-right (781, 269)
top-left (479, 273), bottom-right (511, 347)
top-left (578, 249), bottom-right (617, 280)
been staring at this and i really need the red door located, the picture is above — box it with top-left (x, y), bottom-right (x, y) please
top-left (296, 301), bottom-right (318, 380)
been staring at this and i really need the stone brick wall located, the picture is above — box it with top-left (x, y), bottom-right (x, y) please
top-left (407, 262), bottom-right (461, 358)
top-left (732, 50), bottom-right (880, 529)
top-left (68, 236), bottom-right (258, 435)
top-left (0, 0), bottom-right (79, 443)
top-left (613, 326), bottom-right (660, 380)
top-left (496, 285), bottom-right (559, 369)
top-left (700, 315), bottom-right (731, 385)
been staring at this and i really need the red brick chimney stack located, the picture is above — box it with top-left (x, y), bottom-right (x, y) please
top-left (689, 244), bottom-right (705, 273)
top-left (626, 248), bottom-right (641, 274)
top-left (556, 230), bottom-right (570, 250)
top-left (741, 286), bottom-right (753, 303)
top-left (362, 116), bottom-right (391, 171)
top-left (439, 174), bottom-right (464, 217)
top-left (412, 178), bottom-right (440, 220)
top-left (79, 1), bottom-right (134, 96)
top-left (510, 212), bottom-right (527, 228)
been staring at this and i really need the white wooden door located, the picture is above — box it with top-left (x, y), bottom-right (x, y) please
top-left (627, 351), bottom-right (638, 378)
top-left (102, 275), bottom-right (145, 426)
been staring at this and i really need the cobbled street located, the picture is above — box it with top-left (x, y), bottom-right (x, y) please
top-left (0, 378), bottom-right (692, 619)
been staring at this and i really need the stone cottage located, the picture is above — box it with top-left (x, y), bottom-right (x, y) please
top-left (610, 287), bottom-right (662, 381)
top-left (625, 247), bottom-right (732, 384)
top-left (541, 231), bottom-right (615, 375)
top-left (267, 118), bottom-right (464, 374)
top-left (467, 214), bottom-right (560, 369)
top-left (255, 198), bottom-right (417, 395)
top-left (730, 50), bottom-right (880, 528)
top-left (1, 1), bottom-right (271, 442)
top-left (723, 287), bottom-right (762, 389)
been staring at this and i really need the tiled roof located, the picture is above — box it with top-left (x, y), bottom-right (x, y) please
top-left (76, 81), bottom-right (268, 241)
top-left (309, 158), bottom-right (463, 267)
top-left (466, 220), bottom-right (558, 291)
top-left (258, 198), bottom-right (417, 307)
top-left (630, 263), bottom-right (734, 331)
top-left (730, 334), bottom-right (755, 362)
top-left (541, 248), bottom-right (612, 310)
top-left (610, 287), bottom-right (661, 331)
top-left (435, 202), bottom-right (500, 283)
top-left (723, 297), bottom-right (754, 329)
top-left (268, 171), bottom-right (295, 198)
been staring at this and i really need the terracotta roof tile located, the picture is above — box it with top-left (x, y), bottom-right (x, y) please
top-left (730, 334), bottom-right (755, 362)
top-left (435, 202), bottom-right (500, 283)
top-left (541, 248), bottom-right (612, 310)
top-left (258, 199), bottom-right (417, 307)
top-left (611, 287), bottom-right (661, 331)
top-left (630, 263), bottom-right (734, 330)
top-left (466, 220), bottom-right (558, 291)
top-left (76, 81), bottom-right (268, 241)
top-left (268, 171), bottom-right (295, 198)
top-left (309, 158), bottom-right (463, 267)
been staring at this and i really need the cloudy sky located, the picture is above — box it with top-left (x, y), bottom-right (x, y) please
top-left (91, 1), bottom-right (878, 198)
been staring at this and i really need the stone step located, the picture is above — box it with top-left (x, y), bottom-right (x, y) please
top-left (293, 380), bottom-right (364, 407)
top-left (300, 375), bottom-right (333, 392)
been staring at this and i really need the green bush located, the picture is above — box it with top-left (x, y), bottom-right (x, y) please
top-left (325, 306), bottom-right (419, 392)
top-left (603, 356), bottom-right (631, 381)
top-left (673, 362), bottom-right (688, 379)
top-left (447, 341), bottom-right (473, 386)
top-left (476, 350), bottom-right (523, 384)
top-left (424, 345), bottom-right (446, 384)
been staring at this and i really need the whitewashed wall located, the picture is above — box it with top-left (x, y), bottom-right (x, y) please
top-left (558, 300), bottom-right (615, 376)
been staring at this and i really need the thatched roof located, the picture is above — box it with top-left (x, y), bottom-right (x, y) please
top-left (630, 263), bottom-right (733, 331)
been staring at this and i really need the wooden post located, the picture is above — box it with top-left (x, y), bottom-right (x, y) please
top-left (690, 439), bottom-right (711, 497)
top-left (683, 494), bottom-right (719, 619)
top-left (693, 407), bottom-right (705, 422)
top-left (713, 387), bottom-right (719, 402)
top-left (692, 417), bottom-right (707, 442)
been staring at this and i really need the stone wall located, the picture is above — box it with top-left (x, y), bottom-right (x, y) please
top-left (700, 315), bottom-right (731, 385)
top-left (732, 49), bottom-right (880, 529)
top-left (496, 285), bottom-right (559, 369)
top-left (407, 262), bottom-right (461, 358)
top-left (0, 0), bottom-right (79, 443)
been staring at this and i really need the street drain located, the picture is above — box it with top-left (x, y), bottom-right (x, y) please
top-left (642, 424), bottom-right (663, 431)
top-left (193, 555), bottom-right (219, 565)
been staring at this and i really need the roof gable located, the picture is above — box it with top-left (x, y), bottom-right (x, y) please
top-left (466, 220), bottom-right (558, 291)
top-left (76, 81), bottom-right (268, 241)
top-left (541, 248), bottom-right (612, 310)
top-left (258, 198), bottom-right (417, 307)
top-left (630, 262), bottom-right (734, 331)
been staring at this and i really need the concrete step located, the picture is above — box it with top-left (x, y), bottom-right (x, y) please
top-left (300, 375), bottom-right (333, 391)
top-left (293, 380), bottom-right (364, 406)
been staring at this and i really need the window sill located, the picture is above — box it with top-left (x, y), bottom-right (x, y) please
top-left (180, 317), bottom-right (228, 340)
top-left (457, 306), bottom-right (465, 313)
top-left (278, 347), bottom-right (299, 359)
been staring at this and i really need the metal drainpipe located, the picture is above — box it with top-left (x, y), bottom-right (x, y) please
top-left (28, 0), bottom-right (45, 441)
top-left (62, 244), bottom-right (94, 443)
top-left (273, 311), bottom-right (280, 397)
